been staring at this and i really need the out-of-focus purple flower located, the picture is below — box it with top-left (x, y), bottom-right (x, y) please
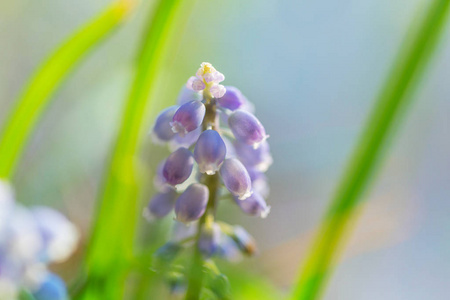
top-left (232, 226), bottom-right (257, 255)
top-left (32, 273), bottom-right (68, 300)
top-left (163, 148), bottom-right (194, 186)
top-left (151, 106), bottom-right (179, 143)
top-left (198, 223), bottom-right (220, 257)
top-left (143, 189), bottom-right (178, 220)
top-left (0, 180), bottom-right (78, 299)
top-left (169, 127), bottom-right (201, 151)
top-left (170, 101), bottom-right (205, 137)
top-left (217, 233), bottom-right (242, 262)
top-left (31, 207), bottom-right (79, 263)
top-left (228, 110), bottom-right (268, 148)
top-left (194, 130), bottom-right (226, 175)
top-left (217, 86), bottom-right (247, 111)
top-left (234, 140), bottom-right (273, 172)
top-left (177, 85), bottom-right (202, 105)
top-left (234, 192), bottom-right (270, 218)
top-left (186, 63), bottom-right (226, 98)
top-left (175, 184), bottom-right (209, 224)
top-left (219, 158), bottom-right (252, 200)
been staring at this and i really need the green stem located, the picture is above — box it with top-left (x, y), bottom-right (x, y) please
top-left (0, 0), bottom-right (136, 179)
top-left (185, 98), bottom-right (219, 300)
top-left (80, 0), bottom-right (189, 298)
top-left (291, 0), bottom-right (450, 299)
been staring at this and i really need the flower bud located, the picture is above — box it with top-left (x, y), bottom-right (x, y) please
top-left (232, 226), bottom-right (257, 255)
top-left (198, 223), bottom-right (220, 257)
top-left (175, 184), bottom-right (209, 223)
top-left (217, 86), bottom-right (247, 111)
top-left (151, 106), bottom-right (179, 143)
top-left (163, 148), bottom-right (194, 186)
top-left (32, 273), bottom-right (68, 300)
top-left (234, 140), bottom-right (273, 172)
top-left (228, 110), bottom-right (268, 148)
top-left (235, 192), bottom-right (270, 218)
top-left (143, 189), bottom-right (178, 220)
top-left (219, 158), bottom-right (252, 200)
top-left (194, 130), bottom-right (226, 175)
top-left (170, 101), bottom-right (206, 137)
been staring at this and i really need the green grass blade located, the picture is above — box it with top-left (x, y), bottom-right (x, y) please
top-left (81, 0), bottom-right (192, 298)
top-left (0, 0), bottom-right (136, 179)
top-left (291, 0), bottom-right (450, 299)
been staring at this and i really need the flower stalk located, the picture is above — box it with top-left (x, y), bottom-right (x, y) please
top-left (184, 91), bottom-right (219, 300)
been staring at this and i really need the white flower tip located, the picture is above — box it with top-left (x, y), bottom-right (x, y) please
top-left (238, 190), bottom-right (253, 200)
top-left (170, 121), bottom-right (187, 137)
top-left (205, 170), bottom-right (216, 175)
top-left (252, 135), bottom-right (270, 149)
top-left (261, 206), bottom-right (271, 218)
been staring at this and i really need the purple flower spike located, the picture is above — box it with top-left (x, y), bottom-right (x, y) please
top-left (144, 189), bottom-right (178, 220)
top-left (151, 106), bottom-right (179, 143)
top-left (235, 192), bottom-right (270, 218)
top-left (175, 183), bottom-right (209, 224)
top-left (194, 130), bottom-right (226, 175)
top-left (170, 101), bottom-right (206, 137)
top-left (163, 148), bottom-right (194, 186)
top-left (234, 140), bottom-right (273, 172)
top-left (217, 86), bottom-right (247, 111)
top-left (198, 223), bottom-right (220, 257)
top-left (219, 158), bottom-right (252, 200)
top-left (228, 110), bottom-right (268, 148)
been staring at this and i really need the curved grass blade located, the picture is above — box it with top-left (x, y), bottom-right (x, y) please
top-left (0, 0), bottom-right (137, 179)
top-left (292, 0), bottom-right (450, 299)
top-left (80, 0), bottom-right (193, 298)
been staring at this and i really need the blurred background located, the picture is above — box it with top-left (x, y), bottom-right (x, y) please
top-left (1, 0), bottom-right (449, 299)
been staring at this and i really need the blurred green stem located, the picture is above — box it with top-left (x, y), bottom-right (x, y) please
top-left (0, 0), bottom-right (136, 179)
top-left (81, 0), bottom-right (190, 298)
top-left (291, 0), bottom-right (450, 299)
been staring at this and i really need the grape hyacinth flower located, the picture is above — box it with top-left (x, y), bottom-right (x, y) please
top-left (175, 183), bottom-right (209, 224)
top-left (170, 100), bottom-right (206, 137)
top-left (194, 129), bottom-right (226, 175)
top-left (145, 62), bottom-right (273, 296)
top-left (228, 109), bottom-right (269, 148)
top-left (0, 180), bottom-right (79, 299)
top-left (163, 147), bottom-right (194, 186)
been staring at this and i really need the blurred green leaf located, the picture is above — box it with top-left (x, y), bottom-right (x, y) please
top-left (0, 0), bottom-right (136, 179)
top-left (291, 0), bottom-right (450, 299)
top-left (81, 0), bottom-right (195, 298)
